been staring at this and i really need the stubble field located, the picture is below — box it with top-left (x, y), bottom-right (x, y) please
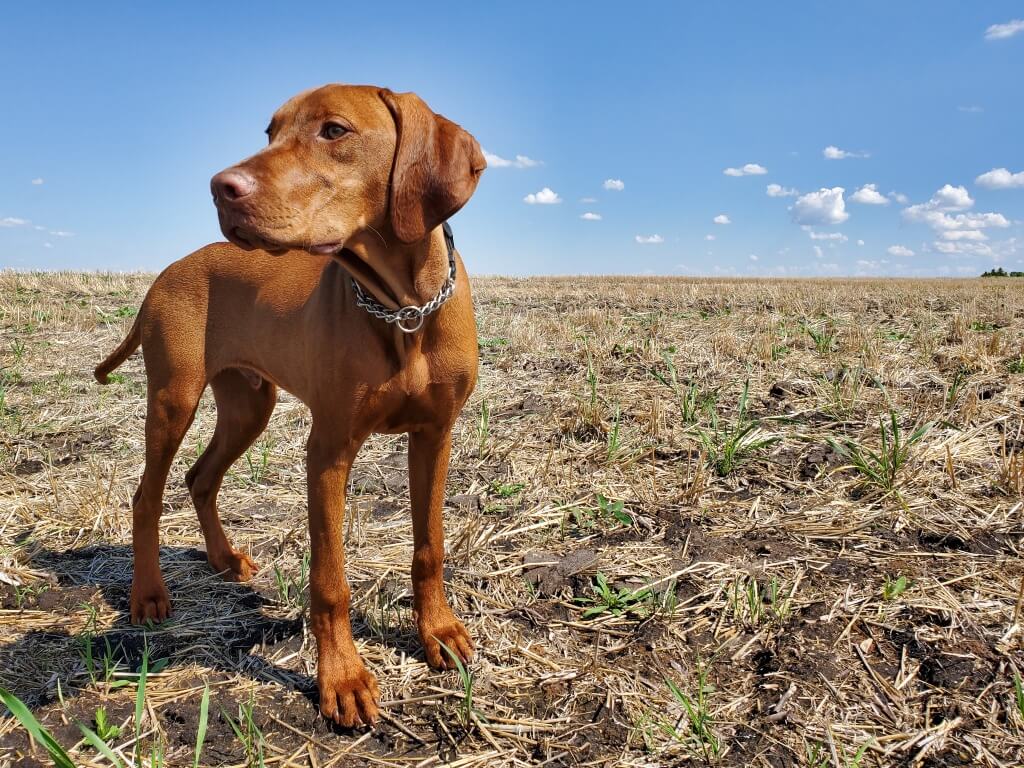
top-left (2, 271), bottom-right (1024, 767)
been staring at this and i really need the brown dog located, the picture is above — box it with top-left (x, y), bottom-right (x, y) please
top-left (95, 84), bottom-right (486, 727)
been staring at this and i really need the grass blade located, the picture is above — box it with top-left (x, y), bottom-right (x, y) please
top-left (194, 683), bottom-right (211, 768)
top-left (0, 687), bottom-right (76, 768)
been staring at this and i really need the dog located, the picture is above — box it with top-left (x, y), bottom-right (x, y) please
top-left (95, 84), bottom-right (486, 727)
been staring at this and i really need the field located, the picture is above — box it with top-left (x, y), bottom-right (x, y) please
top-left (2, 271), bottom-right (1024, 767)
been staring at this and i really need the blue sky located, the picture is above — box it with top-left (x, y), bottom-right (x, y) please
top-left (1, 3), bottom-right (1023, 277)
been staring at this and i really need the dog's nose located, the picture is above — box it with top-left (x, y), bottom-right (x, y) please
top-left (211, 169), bottom-right (256, 202)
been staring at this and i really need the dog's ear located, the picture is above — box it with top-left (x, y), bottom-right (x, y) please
top-left (380, 89), bottom-right (486, 244)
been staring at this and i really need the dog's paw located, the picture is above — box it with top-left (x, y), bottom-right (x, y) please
top-left (129, 580), bottom-right (171, 624)
top-left (420, 615), bottom-right (475, 670)
top-left (208, 548), bottom-right (259, 582)
top-left (318, 663), bottom-right (380, 727)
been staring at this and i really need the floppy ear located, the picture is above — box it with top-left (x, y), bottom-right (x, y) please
top-left (380, 89), bottom-right (486, 243)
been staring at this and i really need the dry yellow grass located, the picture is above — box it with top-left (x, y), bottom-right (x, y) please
top-left (2, 271), bottom-right (1024, 767)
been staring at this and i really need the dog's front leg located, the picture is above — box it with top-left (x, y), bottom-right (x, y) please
top-left (408, 426), bottom-right (474, 669)
top-left (307, 428), bottom-right (379, 727)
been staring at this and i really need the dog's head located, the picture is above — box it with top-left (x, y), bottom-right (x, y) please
top-left (211, 84), bottom-right (485, 253)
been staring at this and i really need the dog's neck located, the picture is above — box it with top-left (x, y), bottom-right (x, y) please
top-left (337, 226), bottom-right (450, 311)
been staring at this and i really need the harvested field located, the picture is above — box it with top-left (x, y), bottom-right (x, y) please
top-left (2, 271), bottom-right (1024, 766)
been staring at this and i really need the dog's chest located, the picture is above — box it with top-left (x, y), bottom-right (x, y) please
top-left (369, 345), bottom-right (475, 433)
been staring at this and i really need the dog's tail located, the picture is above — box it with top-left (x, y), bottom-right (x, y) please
top-left (94, 309), bottom-right (143, 384)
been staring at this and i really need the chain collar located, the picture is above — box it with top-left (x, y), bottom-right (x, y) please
top-left (350, 222), bottom-right (457, 333)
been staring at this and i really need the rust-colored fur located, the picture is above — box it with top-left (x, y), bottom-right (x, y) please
top-left (95, 84), bottom-right (485, 727)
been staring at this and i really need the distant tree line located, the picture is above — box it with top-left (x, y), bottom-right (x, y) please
top-left (980, 267), bottom-right (1024, 277)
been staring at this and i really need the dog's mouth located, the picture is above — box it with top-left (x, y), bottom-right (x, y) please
top-left (221, 216), bottom-right (344, 257)
top-left (226, 225), bottom-right (288, 254)
top-left (308, 242), bottom-right (344, 255)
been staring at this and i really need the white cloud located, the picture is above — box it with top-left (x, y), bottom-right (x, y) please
top-left (0, 217), bottom-right (30, 227)
top-left (957, 105), bottom-right (984, 113)
top-left (939, 229), bottom-right (987, 241)
top-left (704, 234), bottom-right (716, 241)
top-left (49, 230), bottom-right (74, 237)
top-left (43, 241), bottom-right (53, 249)
top-left (850, 183), bottom-right (889, 205)
top-left (580, 212), bottom-right (602, 221)
top-left (580, 197), bottom-right (597, 203)
top-left (603, 179), bottom-right (625, 191)
top-left (902, 186), bottom-right (1009, 235)
top-left (635, 234), bottom-right (664, 244)
top-left (523, 187), bottom-right (562, 205)
top-left (932, 184), bottom-right (974, 210)
top-left (748, 254), bottom-right (759, 261)
top-left (723, 163), bottom-right (767, 176)
top-left (976, 167), bottom-right (1024, 189)
top-left (813, 245), bottom-right (824, 258)
top-left (766, 183), bottom-right (798, 197)
top-left (887, 245), bottom-right (915, 257)
top-left (985, 19), bottom-right (1024, 40)
top-left (808, 230), bottom-right (848, 241)
top-left (713, 214), bottom-right (731, 225)
top-left (484, 150), bottom-right (541, 169)
top-left (902, 184), bottom-right (975, 224)
top-left (857, 239), bottom-right (865, 246)
top-left (888, 191), bottom-right (909, 204)
top-left (823, 145), bottom-right (869, 160)
top-left (792, 187), bottom-right (849, 225)
top-left (30, 178), bottom-right (44, 185)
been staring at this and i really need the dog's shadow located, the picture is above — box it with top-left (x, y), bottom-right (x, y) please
top-left (1, 543), bottom-right (419, 717)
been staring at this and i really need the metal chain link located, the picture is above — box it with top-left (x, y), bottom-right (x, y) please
top-left (351, 222), bottom-right (457, 333)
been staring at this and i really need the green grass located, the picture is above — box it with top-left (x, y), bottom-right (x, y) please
top-left (575, 572), bottom-right (653, 619)
top-left (827, 412), bottom-right (932, 496)
top-left (696, 381), bottom-right (779, 477)
top-left (659, 666), bottom-right (720, 763)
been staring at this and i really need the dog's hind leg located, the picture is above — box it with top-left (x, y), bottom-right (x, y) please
top-left (130, 367), bottom-right (204, 625)
top-left (185, 368), bottom-right (276, 582)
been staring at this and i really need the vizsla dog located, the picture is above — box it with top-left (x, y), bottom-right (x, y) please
top-left (95, 84), bottom-right (485, 727)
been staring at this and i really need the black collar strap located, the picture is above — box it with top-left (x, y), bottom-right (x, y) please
top-left (349, 221), bottom-right (457, 333)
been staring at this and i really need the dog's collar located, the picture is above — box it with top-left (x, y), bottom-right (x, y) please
top-left (348, 222), bottom-right (457, 333)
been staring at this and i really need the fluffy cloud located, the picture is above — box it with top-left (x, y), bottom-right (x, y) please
top-left (850, 183), bottom-right (889, 205)
top-left (1, 217), bottom-right (30, 227)
top-left (580, 197), bottom-right (597, 203)
top-left (31, 178), bottom-right (44, 185)
top-left (705, 234), bottom-right (716, 241)
top-left (823, 145), bottom-right (869, 160)
top-left (902, 184), bottom-right (975, 223)
top-left (723, 163), bottom-right (767, 176)
top-left (713, 214), bottom-right (731, 225)
top-left (976, 167), bottom-right (1024, 189)
top-left (484, 150), bottom-right (541, 169)
top-left (940, 230), bottom-right (987, 241)
top-left (748, 254), bottom-right (759, 261)
top-left (808, 230), bottom-right (848, 242)
top-left (813, 245), bottom-right (824, 258)
top-left (603, 179), bottom-right (625, 191)
top-left (985, 19), bottom-right (1024, 40)
top-left (906, 210), bottom-right (1010, 231)
top-left (888, 191), bottom-right (909, 204)
top-left (766, 183), bottom-right (798, 197)
top-left (523, 187), bottom-right (562, 204)
top-left (857, 239), bottom-right (865, 246)
top-left (580, 212), bottom-right (602, 221)
top-left (635, 234), bottom-right (664, 244)
top-left (792, 187), bottom-right (849, 225)
top-left (887, 245), bottom-right (914, 257)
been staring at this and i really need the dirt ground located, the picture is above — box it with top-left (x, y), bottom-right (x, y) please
top-left (2, 271), bottom-right (1024, 767)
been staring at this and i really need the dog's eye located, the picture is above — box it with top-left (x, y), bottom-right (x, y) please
top-left (320, 122), bottom-right (349, 140)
